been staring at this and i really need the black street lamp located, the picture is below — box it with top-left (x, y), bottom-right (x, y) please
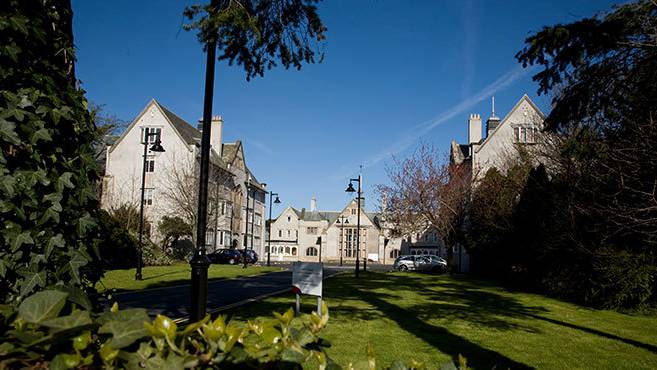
top-left (336, 215), bottom-right (349, 266)
top-left (189, 0), bottom-right (219, 322)
top-left (345, 174), bottom-right (363, 277)
top-left (267, 191), bottom-right (281, 266)
top-left (136, 131), bottom-right (165, 281)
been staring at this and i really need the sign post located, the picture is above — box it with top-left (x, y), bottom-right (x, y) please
top-left (292, 262), bottom-right (323, 315)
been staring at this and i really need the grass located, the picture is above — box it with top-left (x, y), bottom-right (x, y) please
top-left (97, 263), bottom-right (282, 293)
top-left (227, 271), bottom-right (657, 369)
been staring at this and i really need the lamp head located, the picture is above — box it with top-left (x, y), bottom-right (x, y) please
top-left (149, 140), bottom-right (165, 153)
top-left (274, 196), bottom-right (281, 204)
top-left (345, 182), bottom-right (356, 193)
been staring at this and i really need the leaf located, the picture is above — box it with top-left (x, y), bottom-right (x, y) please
top-left (99, 319), bottom-right (149, 348)
top-left (57, 172), bottom-right (74, 190)
top-left (45, 234), bottom-right (65, 259)
top-left (18, 270), bottom-right (46, 297)
top-left (65, 251), bottom-right (89, 284)
top-left (12, 231), bottom-right (34, 252)
top-left (18, 290), bottom-right (68, 324)
top-left (97, 308), bottom-right (149, 325)
top-left (32, 128), bottom-right (52, 143)
top-left (42, 310), bottom-right (92, 334)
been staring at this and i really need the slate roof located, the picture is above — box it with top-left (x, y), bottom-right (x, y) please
top-left (155, 101), bottom-right (201, 145)
top-left (289, 207), bottom-right (381, 228)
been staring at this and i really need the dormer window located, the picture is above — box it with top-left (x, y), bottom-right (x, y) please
top-left (513, 126), bottom-right (538, 144)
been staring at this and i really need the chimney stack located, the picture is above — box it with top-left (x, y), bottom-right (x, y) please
top-left (486, 96), bottom-right (501, 137)
top-left (198, 115), bottom-right (223, 156)
top-left (468, 113), bottom-right (482, 145)
top-left (310, 196), bottom-right (317, 212)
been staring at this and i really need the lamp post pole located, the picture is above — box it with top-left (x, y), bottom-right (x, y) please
top-left (267, 192), bottom-right (280, 266)
top-left (136, 131), bottom-right (164, 281)
top-left (189, 0), bottom-right (219, 323)
top-left (345, 174), bottom-right (362, 278)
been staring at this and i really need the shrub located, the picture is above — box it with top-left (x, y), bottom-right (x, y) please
top-left (0, 0), bottom-right (103, 304)
top-left (0, 290), bottom-right (462, 369)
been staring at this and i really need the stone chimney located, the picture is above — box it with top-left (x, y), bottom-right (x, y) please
top-left (197, 115), bottom-right (223, 156)
top-left (310, 196), bottom-right (317, 212)
top-left (486, 96), bottom-right (500, 137)
top-left (468, 113), bottom-right (482, 145)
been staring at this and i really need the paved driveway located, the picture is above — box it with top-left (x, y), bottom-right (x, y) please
top-left (106, 267), bottom-right (342, 320)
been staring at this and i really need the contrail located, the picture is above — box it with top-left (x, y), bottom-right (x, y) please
top-left (355, 65), bottom-right (536, 173)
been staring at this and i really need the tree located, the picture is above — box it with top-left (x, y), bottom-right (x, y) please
top-left (184, 0), bottom-right (327, 80)
top-left (159, 154), bottom-right (233, 245)
top-left (1, 0), bottom-right (103, 303)
top-left (378, 144), bottom-right (471, 249)
top-left (514, 0), bottom-right (657, 307)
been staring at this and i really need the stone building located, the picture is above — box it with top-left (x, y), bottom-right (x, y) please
top-left (448, 94), bottom-right (547, 272)
top-left (265, 197), bottom-right (403, 264)
top-left (450, 94), bottom-right (546, 179)
top-left (101, 99), bottom-right (267, 255)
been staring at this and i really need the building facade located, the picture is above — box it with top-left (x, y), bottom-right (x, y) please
top-left (448, 94), bottom-right (547, 272)
top-left (265, 198), bottom-right (403, 264)
top-left (101, 99), bottom-right (267, 255)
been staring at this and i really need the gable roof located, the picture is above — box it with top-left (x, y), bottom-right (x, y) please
top-left (475, 94), bottom-right (545, 153)
top-left (156, 102), bottom-right (201, 145)
top-left (110, 99), bottom-right (201, 155)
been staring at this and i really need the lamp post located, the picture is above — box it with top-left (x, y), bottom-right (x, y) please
top-left (267, 191), bottom-right (281, 266)
top-left (336, 215), bottom-right (348, 266)
top-left (345, 174), bottom-right (363, 277)
top-left (135, 131), bottom-right (165, 281)
top-left (189, 0), bottom-right (219, 322)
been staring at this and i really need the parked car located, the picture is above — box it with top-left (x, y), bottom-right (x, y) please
top-left (208, 249), bottom-right (242, 265)
top-left (393, 255), bottom-right (447, 273)
top-left (240, 249), bottom-right (259, 264)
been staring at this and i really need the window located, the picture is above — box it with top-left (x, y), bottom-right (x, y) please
top-left (292, 247), bottom-right (297, 256)
top-left (285, 246), bottom-right (291, 254)
top-left (351, 209), bottom-right (356, 215)
top-left (287, 216), bottom-right (291, 222)
top-left (296, 230), bottom-right (298, 237)
top-left (389, 249), bottom-right (400, 259)
top-left (221, 202), bottom-right (226, 215)
top-left (514, 126), bottom-right (538, 143)
top-left (287, 230), bottom-right (291, 237)
top-left (205, 231), bottom-right (214, 246)
top-left (143, 188), bottom-right (154, 206)
top-left (306, 227), bottom-right (318, 235)
top-left (278, 230), bottom-right (282, 237)
top-left (265, 246), bottom-right (269, 253)
top-left (345, 228), bottom-right (356, 257)
top-left (306, 247), bottom-right (318, 256)
top-left (141, 127), bottom-right (162, 143)
top-left (145, 156), bottom-right (155, 173)
top-left (254, 213), bottom-right (262, 226)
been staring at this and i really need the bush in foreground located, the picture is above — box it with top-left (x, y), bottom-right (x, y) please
top-left (0, 290), bottom-right (466, 369)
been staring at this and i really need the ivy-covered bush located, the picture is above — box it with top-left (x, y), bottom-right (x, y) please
top-left (0, 290), bottom-right (460, 369)
top-left (0, 0), bottom-right (103, 303)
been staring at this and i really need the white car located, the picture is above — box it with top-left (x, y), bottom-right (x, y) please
top-left (393, 255), bottom-right (447, 273)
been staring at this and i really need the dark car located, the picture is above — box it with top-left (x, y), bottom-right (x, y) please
top-left (208, 249), bottom-right (242, 265)
top-left (241, 249), bottom-right (259, 264)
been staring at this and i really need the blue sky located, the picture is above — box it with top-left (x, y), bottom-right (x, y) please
top-left (73, 0), bottom-right (616, 214)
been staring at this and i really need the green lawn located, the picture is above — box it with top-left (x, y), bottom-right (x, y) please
top-left (97, 263), bottom-right (282, 292)
top-left (227, 271), bottom-right (657, 369)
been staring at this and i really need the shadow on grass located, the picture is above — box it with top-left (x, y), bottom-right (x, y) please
top-left (525, 313), bottom-right (657, 354)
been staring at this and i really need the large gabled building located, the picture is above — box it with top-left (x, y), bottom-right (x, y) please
top-left (266, 197), bottom-right (402, 264)
top-left (101, 99), bottom-right (267, 255)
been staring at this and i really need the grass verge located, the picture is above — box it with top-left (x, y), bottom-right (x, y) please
top-left (97, 263), bottom-right (282, 293)
top-left (226, 271), bottom-right (657, 369)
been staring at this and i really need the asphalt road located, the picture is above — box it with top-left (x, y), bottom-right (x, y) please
top-left (106, 266), bottom-right (351, 320)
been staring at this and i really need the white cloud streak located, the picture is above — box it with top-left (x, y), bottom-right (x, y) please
top-left (332, 65), bottom-right (535, 179)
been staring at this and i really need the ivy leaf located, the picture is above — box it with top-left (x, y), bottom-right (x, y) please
top-left (65, 251), bottom-right (89, 284)
top-left (18, 270), bottom-right (46, 298)
top-left (17, 290), bottom-right (68, 324)
top-left (31, 128), bottom-right (52, 143)
top-left (0, 117), bottom-right (20, 145)
top-left (97, 308), bottom-right (149, 325)
top-left (45, 234), bottom-right (65, 259)
top-left (57, 172), bottom-right (74, 190)
top-left (42, 310), bottom-right (92, 334)
top-left (99, 319), bottom-right (148, 349)
top-left (76, 213), bottom-right (95, 235)
top-left (12, 231), bottom-right (34, 252)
